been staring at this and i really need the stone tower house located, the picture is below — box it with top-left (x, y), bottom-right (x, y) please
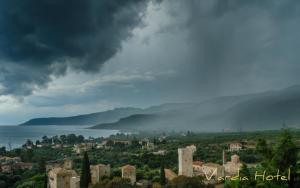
top-left (48, 167), bottom-right (78, 188)
top-left (178, 145), bottom-right (195, 177)
top-left (121, 165), bottom-right (136, 185)
top-left (90, 164), bottom-right (111, 184)
top-left (64, 159), bottom-right (73, 170)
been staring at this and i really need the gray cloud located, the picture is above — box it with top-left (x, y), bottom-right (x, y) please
top-left (160, 0), bottom-right (300, 98)
top-left (0, 0), bottom-right (151, 96)
top-left (2, 0), bottom-right (300, 124)
top-left (1, 0), bottom-right (300, 105)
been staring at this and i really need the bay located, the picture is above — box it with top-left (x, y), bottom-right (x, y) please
top-left (0, 125), bottom-right (118, 149)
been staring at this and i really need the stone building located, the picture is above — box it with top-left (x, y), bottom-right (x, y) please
top-left (48, 167), bottom-right (78, 188)
top-left (136, 180), bottom-right (151, 188)
top-left (73, 144), bottom-right (91, 155)
top-left (200, 163), bottom-right (225, 179)
top-left (14, 162), bottom-right (33, 170)
top-left (90, 164), bottom-right (111, 184)
top-left (142, 141), bottom-right (155, 150)
top-left (121, 165), bottom-right (136, 185)
top-left (192, 161), bottom-right (204, 174)
top-left (223, 154), bottom-right (242, 175)
top-left (113, 140), bottom-right (132, 145)
top-left (178, 145), bottom-right (196, 177)
top-left (152, 150), bottom-right (167, 156)
top-left (186, 145), bottom-right (197, 153)
top-left (70, 176), bottom-right (80, 188)
top-left (192, 161), bottom-right (224, 180)
top-left (46, 163), bottom-right (63, 172)
top-left (1, 164), bottom-right (12, 173)
top-left (0, 156), bottom-right (33, 173)
top-left (228, 143), bottom-right (242, 152)
top-left (64, 159), bottom-right (73, 170)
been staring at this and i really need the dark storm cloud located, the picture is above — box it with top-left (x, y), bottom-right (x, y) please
top-left (0, 64), bottom-right (51, 96)
top-left (0, 0), bottom-right (150, 96)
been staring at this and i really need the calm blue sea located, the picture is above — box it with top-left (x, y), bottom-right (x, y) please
top-left (0, 125), bottom-right (118, 149)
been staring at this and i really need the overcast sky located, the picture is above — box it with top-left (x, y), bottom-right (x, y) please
top-left (1, 0), bottom-right (300, 124)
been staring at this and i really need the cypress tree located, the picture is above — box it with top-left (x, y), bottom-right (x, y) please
top-left (80, 152), bottom-right (91, 188)
top-left (38, 158), bottom-right (46, 173)
top-left (44, 174), bottom-right (48, 188)
top-left (160, 161), bottom-right (166, 185)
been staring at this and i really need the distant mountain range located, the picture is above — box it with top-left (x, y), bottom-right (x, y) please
top-left (21, 85), bottom-right (300, 132)
top-left (20, 107), bottom-right (142, 126)
top-left (20, 103), bottom-right (188, 126)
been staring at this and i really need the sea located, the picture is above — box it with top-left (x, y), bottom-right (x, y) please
top-left (0, 125), bottom-right (118, 149)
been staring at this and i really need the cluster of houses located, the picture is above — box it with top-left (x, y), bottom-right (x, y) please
top-left (72, 138), bottom-right (158, 155)
top-left (47, 138), bottom-right (160, 188)
top-left (167, 142), bottom-right (245, 184)
top-left (47, 141), bottom-right (246, 188)
top-left (1, 135), bottom-right (248, 188)
top-left (0, 156), bottom-right (34, 173)
top-left (48, 159), bottom-right (137, 188)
